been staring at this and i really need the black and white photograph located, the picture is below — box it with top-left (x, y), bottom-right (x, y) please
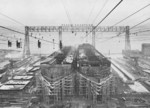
top-left (0, 0), bottom-right (150, 108)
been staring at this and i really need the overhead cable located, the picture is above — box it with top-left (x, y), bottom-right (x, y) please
top-left (0, 26), bottom-right (25, 34)
top-left (61, 0), bottom-right (73, 25)
top-left (131, 29), bottom-right (150, 34)
top-left (95, 2), bottom-right (150, 38)
top-left (0, 12), bottom-right (25, 26)
top-left (92, 0), bottom-right (110, 24)
top-left (0, 34), bottom-right (21, 41)
top-left (84, 0), bottom-right (123, 38)
top-left (113, 3), bottom-right (150, 26)
top-left (0, 25), bottom-right (59, 45)
top-left (130, 18), bottom-right (150, 30)
top-left (94, 0), bottom-right (123, 30)
top-left (100, 17), bottom-right (150, 42)
top-left (86, 0), bottom-right (98, 24)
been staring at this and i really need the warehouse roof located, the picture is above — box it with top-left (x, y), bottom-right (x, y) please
top-left (13, 75), bottom-right (33, 80)
top-left (0, 75), bottom-right (34, 91)
top-left (5, 80), bottom-right (30, 85)
top-left (0, 84), bottom-right (26, 90)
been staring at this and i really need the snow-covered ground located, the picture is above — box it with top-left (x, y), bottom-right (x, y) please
top-left (111, 60), bottom-right (149, 93)
top-left (129, 81), bottom-right (149, 93)
top-left (105, 53), bottom-right (123, 59)
top-left (111, 64), bottom-right (128, 82)
top-left (111, 60), bottom-right (135, 80)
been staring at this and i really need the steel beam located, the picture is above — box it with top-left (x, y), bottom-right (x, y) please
top-left (59, 26), bottom-right (62, 49)
top-left (28, 25), bottom-right (126, 32)
top-left (92, 26), bottom-right (95, 47)
top-left (23, 26), bottom-right (30, 58)
top-left (125, 26), bottom-right (131, 50)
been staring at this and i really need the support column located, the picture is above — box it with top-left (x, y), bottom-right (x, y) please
top-left (88, 80), bottom-right (91, 101)
top-left (23, 26), bottom-right (30, 58)
top-left (92, 26), bottom-right (95, 47)
top-left (59, 26), bottom-right (62, 49)
top-left (125, 26), bottom-right (131, 50)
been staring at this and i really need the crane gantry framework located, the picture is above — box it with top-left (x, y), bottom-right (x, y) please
top-left (23, 25), bottom-right (130, 57)
top-left (28, 24), bottom-right (126, 32)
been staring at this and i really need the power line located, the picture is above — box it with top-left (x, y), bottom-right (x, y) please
top-left (0, 36), bottom-right (53, 46)
top-left (96, 35), bottom-right (150, 43)
top-left (0, 35), bottom-right (58, 48)
top-left (100, 17), bottom-right (150, 42)
top-left (86, 0), bottom-right (98, 24)
top-left (113, 3), bottom-right (150, 26)
top-left (0, 26), bottom-right (25, 34)
top-left (130, 18), bottom-right (150, 29)
top-left (130, 35), bottom-right (150, 38)
top-left (0, 11), bottom-right (25, 26)
top-left (92, 0), bottom-right (110, 24)
top-left (84, 0), bottom-right (123, 38)
top-left (96, 36), bottom-right (150, 42)
top-left (118, 37), bottom-right (150, 41)
top-left (131, 38), bottom-right (150, 40)
top-left (121, 34), bottom-right (150, 39)
top-left (131, 29), bottom-right (150, 34)
top-left (0, 25), bottom-right (59, 45)
top-left (0, 38), bottom-right (19, 43)
top-left (31, 36), bottom-right (59, 45)
top-left (61, 0), bottom-right (73, 25)
top-left (0, 34), bottom-right (20, 40)
top-left (130, 36), bottom-right (150, 41)
top-left (88, 2), bottom-right (150, 38)
top-left (94, 0), bottom-right (123, 29)
top-left (30, 33), bottom-right (59, 45)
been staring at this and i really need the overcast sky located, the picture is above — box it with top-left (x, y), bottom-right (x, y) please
top-left (0, 0), bottom-right (150, 54)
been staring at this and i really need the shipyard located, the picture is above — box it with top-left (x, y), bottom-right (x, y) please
top-left (0, 0), bottom-right (150, 108)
